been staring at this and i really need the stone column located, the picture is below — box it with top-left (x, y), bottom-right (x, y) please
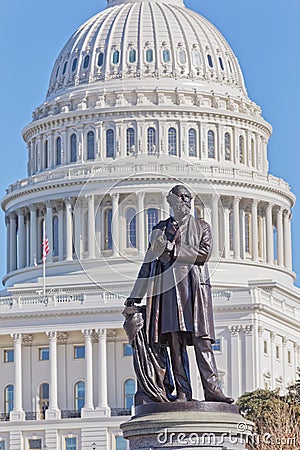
top-left (111, 193), bottom-right (120, 257)
top-left (10, 333), bottom-right (25, 421)
top-left (283, 210), bottom-right (293, 270)
top-left (229, 325), bottom-right (241, 399)
top-left (211, 194), bottom-right (219, 259)
top-left (81, 330), bottom-right (94, 414)
top-left (276, 207), bottom-right (284, 267)
top-left (270, 331), bottom-right (276, 390)
top-left (243, 325), bottom-right (255, 392)
top-left (74, 199), bottom-right (82, 260)
top-left (65, 198), bottom-right (73, 261)
top-left (257, 325), bottom-right (264, 388)
top-left (137, 193), bottom-right (145, 255)
top-left (223, 201), bottom-right (230, 259)
top-left (95, 329), bottom-right (110, 415)
top-left (46, 332), bottom-right (61, 419)
top-left (57, 203), bottom-right (64, 261)
top-left (282, 337), bottom-right (287, 386)
top-left (30, 205), bottom-right (37, 266)
top-left (9, 213), bottom-right (17, 272)
top-left (17, 209), bottom-right (26, 269)
top-left (6, 216), bottom-right (10, 273)
top-left (266, 203), bottom-right (274, 264)
top-left (233, 197), bottom-right (240, 259)
top-left (251, 200), bottom-right (259, 261)
top-left (46, 201), bottom-right (53, 263)
top-left (88, 194), bottom-right (96, 259)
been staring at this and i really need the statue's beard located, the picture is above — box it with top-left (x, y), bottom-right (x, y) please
top-left (172, 202), bottom-right (191, 219)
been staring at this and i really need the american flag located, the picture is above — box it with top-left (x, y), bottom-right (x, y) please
top-left (42, 234), bottom-right (49, 263)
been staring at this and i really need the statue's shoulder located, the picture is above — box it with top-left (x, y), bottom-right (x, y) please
top-left (153, 218), bottom-right (169, 230)
top-left (192, 216), bottom-right (211, 231)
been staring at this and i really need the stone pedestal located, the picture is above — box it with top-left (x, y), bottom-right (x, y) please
top-left (121, 402), bottom-right (253, 450)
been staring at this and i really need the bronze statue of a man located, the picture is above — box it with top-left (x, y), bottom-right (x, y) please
top-left (124, 185), bottom-right (233, 404)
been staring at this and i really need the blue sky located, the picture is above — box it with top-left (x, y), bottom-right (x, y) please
top-left (0, 0), bottom-right (299, 286)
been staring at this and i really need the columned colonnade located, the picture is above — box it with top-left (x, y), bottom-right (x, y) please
top-left (8, 329), bottom-right (110, 420)
top-left (5, 192), bottom-right (293, 274)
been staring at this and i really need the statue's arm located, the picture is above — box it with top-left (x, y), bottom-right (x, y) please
top-left (173, 221), bottom-right (212, 265)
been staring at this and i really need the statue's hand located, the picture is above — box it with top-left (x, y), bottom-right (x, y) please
top-left (124, 297), bottom-right (142, 307)
top-left (149, 229), bottom-right (168, 257)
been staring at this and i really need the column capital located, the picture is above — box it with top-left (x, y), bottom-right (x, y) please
top-left (243, 324), bottom-right (254, 336)
top-left (82, 329), bottom-right (94, 338)
top-left (283, 209), bottom-right (292, 220)
top-left (57, 332), bottom-right (68, 345)
top-left (137, 192), bottom-right (145, 200)
top-left (46, 331), bottom-right (57, 341)
top-left (11, 333), bottom-right (22, 343)
top-left (251, 199), bottom-right (259, 208)
top-left (22, 334), bottom-right (33, 346)
top-left (258, 325), bottom-right (264, 337)
top-left (233, 196), bottom-right (241, 204)
top-left (107, 329), bottom-right (117, 342)
top-left (9, 212), bottom-right (17, 221)
top-left (29, 204), bottom-right (37, 212)
top-left (110, 192), bottom-right (119, 201)
top-left (270, 331), bottom-right (276, 342)
top-left (16, 208), bottom-right (25, 216)
top-left (96, 329), bottom-right (107, 340)
top-left (266, 202), bottom-right (274, 212)
top-left (229, 325), bottom-right (241, 336)
top-left (282, 337), bottom-right (287, 347)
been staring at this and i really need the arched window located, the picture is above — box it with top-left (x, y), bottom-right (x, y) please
top-left (112, 50), bottom-right (120, 65)
top-left (70, 133), bottom-right (77, 163)
top-left (224, 132), bottom-right (231, 161)
top-left (62, 61), bottom-right (68, 75)
top-left (239, 135), bottom-right (245, 164)
top-left (147, 127), bottom-right (156, 155)
top-left (126, 128), bottom-right (135, 155)
top-left (207, 54), bottom-right (213, 68)
top-left (87, 131), bottom-right (95, 160)
top-left (106, 129), bottom-right (115, 158)
top-left (72, 58), bottom-right (78, 72)
top-left (124, 379), bottom-right (135, 409)
top-left (188, 129), bottom-right (197, 157)
top-left (97, 52), bottom-right (104, 67)
top-left (178, 49), bottom-right (186, 65)
top-left (4, 385), bottom-right (14, 414)
top-left (83, 55), bottom-right (90, 69)
top-left (126, 208), bottom-right (137, 248)
top-left (228, 60), bottom-right (233, 73)
top-left (207, 130), bottom-right (215, 158)
top-left (56, 137), bottom-right (62, 166)
top-left (74, 381), bottom-right (85, 411)
top-left (146, 48), bottom-right (153, 63)
top-left (192, 49), bottom-right (201, 67)
top-left (251, 139), bottom-right (255, 167)
top-left (147, 208), bottom-right (158, 238)
top-left (244, 213), bottom-right (251, 253)
top-left (162, 49), bottom-right (171, 63)
top-left (129, 49), bottom-right (136, 63)
top-left (44, 140), bottom-right (49, 169)
top-left (219, 57), bottom-right (224, 70)
top-left (104, 209), bottom-right (112, 250)
top-left (229, 210), bottom-right (234, 252)
top-left (55, 65), bottom-right (60, 79)
top-left (168, 128), bottom-right (177, 155)
top-left (53, 216), bottom-right (59, 257)
top-left (39, 383), bottom-right (49, 414)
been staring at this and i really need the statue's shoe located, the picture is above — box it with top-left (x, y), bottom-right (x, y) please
top-left (205, 390), bottom-right (234, 404)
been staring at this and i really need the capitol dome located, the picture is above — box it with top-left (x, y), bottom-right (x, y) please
top-left (46, 0), bottom-right (246, 101)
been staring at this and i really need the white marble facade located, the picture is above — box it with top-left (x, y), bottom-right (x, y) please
top-left (0, 0), bottom-right (299, 449)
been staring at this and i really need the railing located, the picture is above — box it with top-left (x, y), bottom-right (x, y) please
top-left (25, 411), bottom-right (39, 420)
top-left (0, 293), bottom-right (85, 309)
top-left (61, 410), bottom-right (81, 419)
top-left (5, 163), bottom-right (291, 196)
top-left (0, 413), bottom-right (9, 421)
top-left (111, 408), bottom-right (131, 416)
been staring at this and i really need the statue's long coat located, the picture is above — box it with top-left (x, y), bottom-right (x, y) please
top-left (130, 214), bottom-right (216, 346)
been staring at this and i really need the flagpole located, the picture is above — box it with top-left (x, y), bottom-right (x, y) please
top-left (43, 220), bottom-right (46, 297)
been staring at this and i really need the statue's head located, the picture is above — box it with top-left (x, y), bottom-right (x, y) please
top-left (166, 185), bottom-right (193, 216)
